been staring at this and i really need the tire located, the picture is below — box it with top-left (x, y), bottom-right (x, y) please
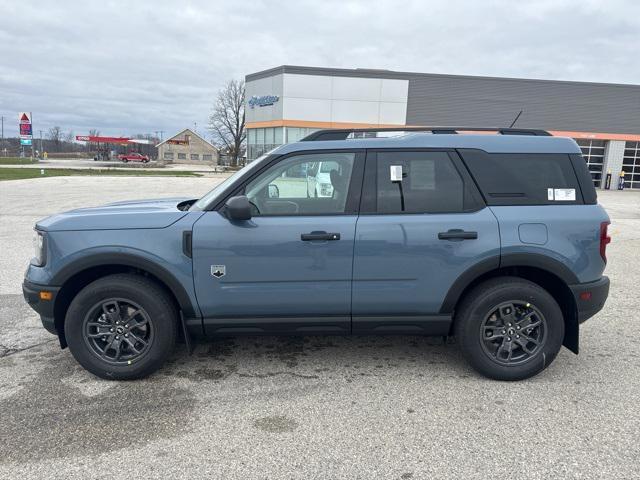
top-left (64, 274), bottom-right (177, 380)
top-left (454, 277), bottom-right (564, 381)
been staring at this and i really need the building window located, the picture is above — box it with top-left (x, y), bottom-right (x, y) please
top-left (191, 153), bottom-right (199, 161)
top-left (163, 152), bottom-right (174, 160)
top-left (576, 139), bottom-right (605, 188)
top-left (202, 154), bottom-right (213, 161)
top-left (177, 153), bottom-right (187, 160)
top-left (623, 141), bottom-right (640, 190)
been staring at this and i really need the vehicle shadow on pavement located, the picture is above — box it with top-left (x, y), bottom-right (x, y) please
top-left (161, 334), bottom-right (470, 382)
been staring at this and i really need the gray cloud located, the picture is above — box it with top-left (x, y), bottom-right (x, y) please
top-left (1, 0), bottom-right (638, 138)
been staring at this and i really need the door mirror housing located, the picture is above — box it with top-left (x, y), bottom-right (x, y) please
top-left (225, 195), bottom-right (252, 221)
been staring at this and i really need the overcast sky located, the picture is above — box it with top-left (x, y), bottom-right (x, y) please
top-left (1, 0), bottom-right (638, 139)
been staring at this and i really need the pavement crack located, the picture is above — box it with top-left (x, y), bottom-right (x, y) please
top-left (238, 371), bottom-right (320, 380)
top-left (0, 339), bottom-right (56, 359)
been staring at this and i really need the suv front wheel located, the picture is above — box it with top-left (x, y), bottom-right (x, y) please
top-left (65, 274), bottom-right (177, 380)
top-left (455, 277), bottom-right (564, 381)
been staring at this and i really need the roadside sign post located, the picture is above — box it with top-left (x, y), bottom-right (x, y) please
top-left (19, 112), bottom-right (34, 160)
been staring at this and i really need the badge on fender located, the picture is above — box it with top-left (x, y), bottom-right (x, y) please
top-left (211, 265), bottom-right (226, 278)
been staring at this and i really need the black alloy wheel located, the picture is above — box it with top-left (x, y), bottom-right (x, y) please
top-left (480, 301), bottom-right (547, 365)
top-left (83, 298), bottom-right (153, 365)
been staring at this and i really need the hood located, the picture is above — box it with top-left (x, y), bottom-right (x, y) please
top-left (36, 197), bottom-right (195, 232)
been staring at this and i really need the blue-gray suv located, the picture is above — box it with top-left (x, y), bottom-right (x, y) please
top-left (23, 127), bottom-right (611, 381)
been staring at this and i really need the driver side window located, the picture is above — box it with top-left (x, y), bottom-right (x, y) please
top-left (244, 153), bottom-right (356, 216)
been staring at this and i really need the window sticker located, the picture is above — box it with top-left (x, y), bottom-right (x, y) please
top-left (554, 188), bottom-right (576, 201)
top-left (547, 188), bottom-right (554, 201)
top-left (390, 165), bottom-right (403, 182)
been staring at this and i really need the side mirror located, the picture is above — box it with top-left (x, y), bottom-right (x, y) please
top-left (225, 195), bottom-right (252, 221)
top-left (268, 184), bottom-right (280, 198)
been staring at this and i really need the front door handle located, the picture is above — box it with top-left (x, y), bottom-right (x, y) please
top-left (301, 231), bottom-right (341, 241)
top-left (438, 229), bottom-right (478, 240)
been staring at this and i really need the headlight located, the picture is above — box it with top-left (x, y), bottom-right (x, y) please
top-left (32, 230), bottom-right (46, 266)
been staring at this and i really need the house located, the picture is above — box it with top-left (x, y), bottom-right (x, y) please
top-left (156, 128), bottom-right (219, 164)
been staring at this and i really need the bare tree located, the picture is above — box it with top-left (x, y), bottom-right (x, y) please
top-left (208, 79), bottom-right (245, 166)
top-left (88, 129), bottom-right (100, 152)
top-left (64, 130), bottom-right (74, 144)
top-left (47, 126), bottom-right (62, 152)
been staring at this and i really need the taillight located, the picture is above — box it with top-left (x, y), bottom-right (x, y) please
top-left (600, 221), bottom-right (611, 263)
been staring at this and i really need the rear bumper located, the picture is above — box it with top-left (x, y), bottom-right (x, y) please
top-left (569, 276), bottom-right (610, 324)
top-left (22, 280), bottom-right (60, 335)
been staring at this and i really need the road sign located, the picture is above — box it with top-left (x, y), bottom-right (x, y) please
top-left (20, 139), bottom-right (32, 146)
top-left (19, 112), bottom-right (33, 140)
top-left (20, 123), bottom-right (32, 138)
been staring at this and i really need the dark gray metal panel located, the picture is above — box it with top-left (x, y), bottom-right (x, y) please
top-left (246, 65), bottom-right (411, 82)
top-left (405, 74), bottom-right (640, 134)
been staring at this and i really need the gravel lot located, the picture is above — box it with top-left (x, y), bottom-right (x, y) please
top-left (1, 177), bottom-right (639, 479)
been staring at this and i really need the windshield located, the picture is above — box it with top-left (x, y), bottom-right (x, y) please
top-left (190, 154), bottom-right (269, 210)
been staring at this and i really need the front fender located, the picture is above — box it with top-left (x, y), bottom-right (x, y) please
top-left (50, 247), bottom-right (199, 319)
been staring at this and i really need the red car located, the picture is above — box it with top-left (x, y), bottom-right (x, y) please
top-left (117, 152), bottom-right (150, 163)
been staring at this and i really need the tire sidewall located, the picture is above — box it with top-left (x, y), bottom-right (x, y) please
top-left (65, 276), bottom-right (175, 380)
top-left (457, 280), bottom-right (564, 381)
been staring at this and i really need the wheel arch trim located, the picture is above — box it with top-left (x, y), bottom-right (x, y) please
top-left (440, 252), bottom-right (579, 315)
top-left (51, 251), bottom-right (199, 319)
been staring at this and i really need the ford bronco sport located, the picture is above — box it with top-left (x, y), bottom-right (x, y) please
top-left (23, 127), bottom-right (611, 381)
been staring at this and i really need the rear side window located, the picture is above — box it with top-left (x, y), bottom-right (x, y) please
top-left (375, 151), bottom-right (468, 213)
top-left (459, 150), bottom-right (583, 205)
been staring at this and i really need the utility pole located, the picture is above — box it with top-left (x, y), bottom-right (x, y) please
top-left (1, 116), bottom-right (4, 155)
top-left (39, 130), bottom-right (43, 158)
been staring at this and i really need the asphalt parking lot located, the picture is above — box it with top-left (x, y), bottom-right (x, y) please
top-left (1, 176), bottom-right (639, 479)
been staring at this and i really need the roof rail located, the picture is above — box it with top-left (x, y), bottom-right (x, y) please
top-left (300, 126), bottom-right (551, 141)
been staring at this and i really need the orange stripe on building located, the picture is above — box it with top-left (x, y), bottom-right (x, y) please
top-left (245, 120), bottom-right (407, 129)
top-left (548, 130), bottom-right (640, 142)
top-left (246, 121), bottom-right (640, 142)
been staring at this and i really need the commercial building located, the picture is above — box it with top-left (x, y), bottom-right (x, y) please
top-left (156, 128), bottom-right (219, 164)
top-left (245, 65), bottom-right (640, 189)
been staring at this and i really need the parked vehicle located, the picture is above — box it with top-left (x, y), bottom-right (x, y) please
top-left (23, 127), bottom-right (610, 380)
top-left (305, 160), bottom-right (346, 198)
top-left (117, 152), bottom-right (149, 163)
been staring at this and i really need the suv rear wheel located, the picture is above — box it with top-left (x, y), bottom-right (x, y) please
top-left (455, 277), bottom-right (564, 381)
top-left (65, 274), bottom-right (177, 380)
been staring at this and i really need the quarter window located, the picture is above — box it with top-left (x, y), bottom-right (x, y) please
top-left (244, 153), bottom-right (356, 216)
top-left (376, 151), bottom-right (465, 213)
top-left (461, 151), bottom-right (582, 205)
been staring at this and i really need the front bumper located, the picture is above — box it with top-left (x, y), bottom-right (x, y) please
top-left (22, 280), bottom-right (60, 335)
top-left (570, 276), bottom-right (610, 324)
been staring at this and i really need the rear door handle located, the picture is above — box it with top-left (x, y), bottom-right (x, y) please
top-left (301, 231), bottom-right (341, 241)
top-left (438, 229), bottom-right (478, 240)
